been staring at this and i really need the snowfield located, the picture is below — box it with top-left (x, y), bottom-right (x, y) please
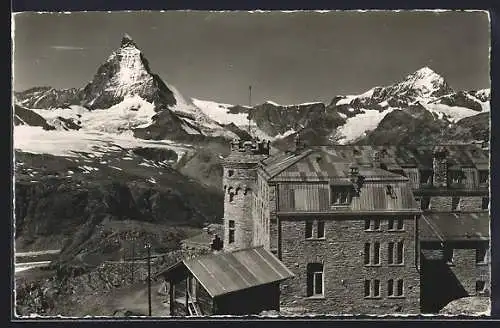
top-left (423, 103), bottom-right (488, 122)
top-left (14, 125), bottom-right (193, 161)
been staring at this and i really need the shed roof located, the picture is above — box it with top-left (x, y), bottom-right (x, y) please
top-left (159, 247), bottom-right (294, 298)
top-left (420, 212), bottom-right (490, 241)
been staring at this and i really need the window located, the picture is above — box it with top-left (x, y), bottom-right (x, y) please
top-left (388, 241), bottom-right (404, 265)
top-left (420, 170), bottom-right (433, 185)
top-left (228, 220), bottom-right (235, 244)
top-left (443, 247), bottom-right (454, 264)
top-left (388, 279), bottom-right (404, 297)
top-left (365, 218), bottom-right (381, 231)
top-left (476, 246), bottom-right (488, 264)
top-left (305, 221), bottom-right (313, 239)
top-left (317, 221), bottom-right (325, 238)
top-left (388, 219), bottom-right (404, 231)
top-left (451, 197), bottom-right (460, 211)
top-left (364, 242), bottom-right (381, 266)
top-left (482, 197), bottom-right (489, 210)
top-left (364, 243), bottom-right (370, 265)
top-left (386, 185), bottom-right (397, 199)
top-left (331, 186), bottom-right (351, 205)
top-left (396, 242), bottom-right (404, 264)
top-left (228, 169), bottom-right (234, 177)
top-left (307, 263), bottom-right (324, 297)
top-left (479, 170), bottom-right (489, 185)
top-left (476, 281), bottom-right (486, 294)
top-left (305, 220), bottom-right (325, 239)
top-left (364, 279), bottom-right (381, 298)
top-left (449, 170), bottom-right (464, 184)
top-left (421, 197), bottom-right (430, 210)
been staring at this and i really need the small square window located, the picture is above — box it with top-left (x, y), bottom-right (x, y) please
top-left (476, 281), bottom-right (486, 293)
top-left (482, 197), bottom-right (489, 210)
top-left (365, 219), bottom-right (381, 231)
top-left (228, 170), bottom-right (234, 177)
top-left (476, 246), bottom-right (488, 264)
top-left (479, 170), bottom-right (489, 184)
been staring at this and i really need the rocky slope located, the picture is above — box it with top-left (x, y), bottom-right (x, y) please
top-left (14, 148), bottom-right (223, 267)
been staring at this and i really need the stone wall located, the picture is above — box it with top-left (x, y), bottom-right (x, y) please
top-left (429, 196), bottom-right (485, 212)
top-left (279, 216), bottom-right (420, 315)
top-left (420, 241), bottom-right (491, 312)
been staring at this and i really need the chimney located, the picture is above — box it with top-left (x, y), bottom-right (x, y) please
top-left (349, 165), bottom-right (359, 184)
top-left (294, 134), bottom-right (305, 152)
top-left (433, 146), bottom-right (448, 187)
top-left (350, 164), bottom-right (364, 195)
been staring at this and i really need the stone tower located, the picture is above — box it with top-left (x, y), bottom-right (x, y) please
top-left (222, 139), bottom-right (270, 252)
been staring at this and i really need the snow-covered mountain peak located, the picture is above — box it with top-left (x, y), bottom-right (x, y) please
top-left (121, 33), bottom-right (137, 48)
top-left (394, 66), bottom-right (452, 98)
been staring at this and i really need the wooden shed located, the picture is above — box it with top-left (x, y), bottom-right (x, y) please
top-left (158, 246), bottom-right (294, 316)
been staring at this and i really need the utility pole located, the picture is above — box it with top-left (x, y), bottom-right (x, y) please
top-left (248, 85), bottom-right (252, 137)
top-left (146, 242), bottom-right (152, 317)
top-left (131, 240), bottom-right (135, 283)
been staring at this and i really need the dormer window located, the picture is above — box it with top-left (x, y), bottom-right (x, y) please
top-left (330, 185), bottom-right (352, 206)
top-left (479, 170), bottom-right (489, 185)
top-left (449, 170), bottom-right (465, 185)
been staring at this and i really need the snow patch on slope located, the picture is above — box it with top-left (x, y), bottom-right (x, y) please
top-left (336, 108), bottom-right (395, 144)
top-left (192, 98), bottom-right (249, 126)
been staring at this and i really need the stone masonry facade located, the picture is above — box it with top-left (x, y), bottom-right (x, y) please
top-left (279, 217), bottom-right (420, 314)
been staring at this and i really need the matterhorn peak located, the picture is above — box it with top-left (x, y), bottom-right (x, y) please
top-left (121, 33), bottom-right (137, 48)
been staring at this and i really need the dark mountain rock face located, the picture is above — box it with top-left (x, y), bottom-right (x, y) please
top-left (14, 87), bottom-right (82, 109)
top-left (14, 105), bottom-right (55, 130)
top-left (444, 112), bottom-right (490, 143)
top-left (430, 91), bottom-right (484, 112)
top-left (356, 107), bottom-right (449, 146)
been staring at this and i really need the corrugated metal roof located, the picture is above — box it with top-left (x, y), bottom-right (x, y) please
top-left (182, 247), bottom-right (294, 298)
top-left (420, 212), bottom-right (490, 241)
top-left (261, 145), bottom-right (489, 180)
top-left (267, 149), bottom-right (408, 182)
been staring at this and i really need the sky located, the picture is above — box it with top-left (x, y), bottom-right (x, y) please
top-left (12, 10), bottom-right (491, 105)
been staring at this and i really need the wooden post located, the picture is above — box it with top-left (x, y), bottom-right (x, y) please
top-left (147, 243), bottom-right (152, 316)
top-left (185, 278), bottom-right (189, 314)
top-left (169, 281), bottom-right (174, 316)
